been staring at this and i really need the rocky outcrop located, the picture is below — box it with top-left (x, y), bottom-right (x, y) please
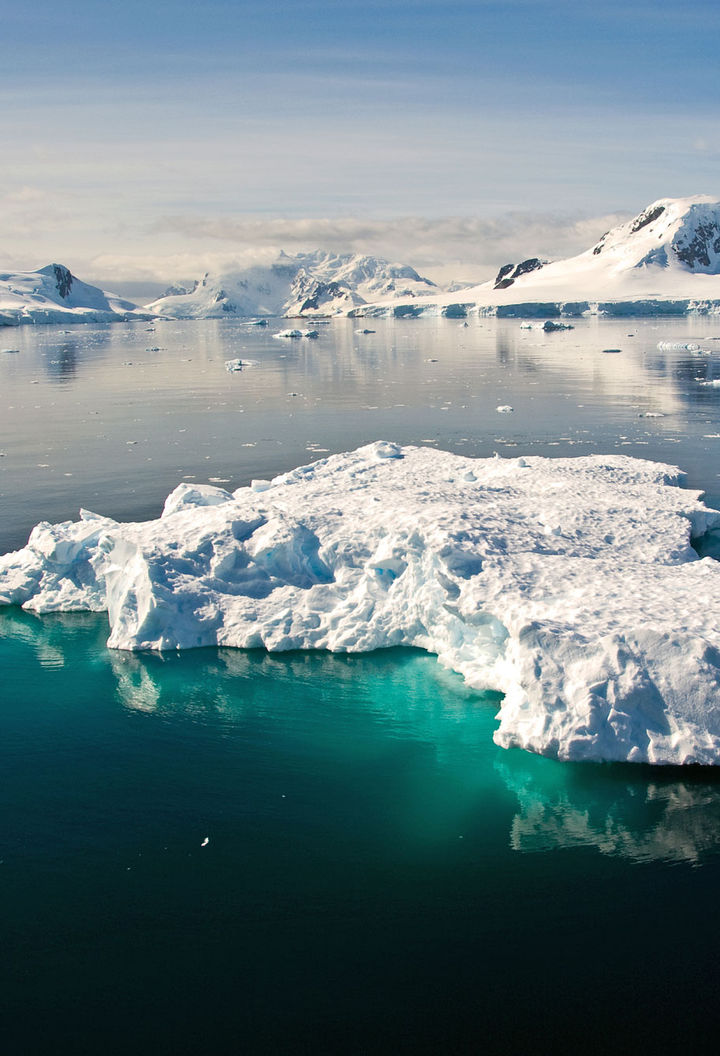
top-left (494, 258), bottom-right (546, 290)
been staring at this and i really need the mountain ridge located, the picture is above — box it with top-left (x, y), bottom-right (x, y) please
top-left (145, 250), bottom-right (439, 319)
top-left (353, 195), bottom-right (720, 318)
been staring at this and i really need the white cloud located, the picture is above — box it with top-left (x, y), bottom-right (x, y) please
top-left (92, 210), bottom-right (630, 286)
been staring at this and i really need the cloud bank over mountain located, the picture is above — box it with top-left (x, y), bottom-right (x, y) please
top-left (84, 209), bottom-right (631, 291)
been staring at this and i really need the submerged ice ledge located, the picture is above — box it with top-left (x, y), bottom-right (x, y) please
top-left (3, 442), bottom-right (720, 766)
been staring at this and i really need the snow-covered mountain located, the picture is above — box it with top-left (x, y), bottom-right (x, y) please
top-left (354, 195), bottom-right (720, 318)
top-left (0, 264), bottom-right (148, 326)
top-left (145, 250), bottom-right (438, 319)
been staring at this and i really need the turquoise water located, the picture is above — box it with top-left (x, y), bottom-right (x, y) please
top-left (4, 317), bottom-right (720, 1052)
top-left (3, 608), bottom-right (720, 1053)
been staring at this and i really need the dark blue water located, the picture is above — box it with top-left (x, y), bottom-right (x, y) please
top-left (3, 608), bottom-right (720, 1055)
top-left (4, 317), bottom-right (720, 1053)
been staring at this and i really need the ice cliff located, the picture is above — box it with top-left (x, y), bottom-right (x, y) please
top-left (3, 443), bottom-right (720, 766)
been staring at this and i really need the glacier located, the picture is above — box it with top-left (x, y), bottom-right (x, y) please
top-left (3, 442), bottom-right (720, 766)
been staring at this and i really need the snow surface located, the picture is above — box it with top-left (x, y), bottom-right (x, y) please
top-left (144, 251), bottom-right (438, 319)
top-left (3, 442), bottom-right (720, 766)
top-left (353, 196), bottom-right (720, 319)
top-left (0, 264), bottom-right (148, 326)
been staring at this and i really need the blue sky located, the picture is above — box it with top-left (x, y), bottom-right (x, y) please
top-left (2, 0), bottom-right (719, 288)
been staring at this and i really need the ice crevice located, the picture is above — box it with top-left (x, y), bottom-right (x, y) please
top-left (2, 441), bottom-right (720, 766)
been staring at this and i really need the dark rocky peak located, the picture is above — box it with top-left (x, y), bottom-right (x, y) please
top-left (38, 263), bottom-right (73, 298)
top-left (53, 264), bottom-right (73, 298)
top-left (513, 257), bottom-right (545, 279)
top-left (672, 216), bottom-right (720, 271)
top-left (630, 204), bottom-right (665, 234)
top-left (494, 258), bottom-right (545, 290)
top-left (162, 280), bottom-right (198, 297)
top-left (493, 263), bottom-right (515, 289)
top-left (592, 231), bottom-right (609, 256)
top-left (298, 280), bottom-right (345, 313)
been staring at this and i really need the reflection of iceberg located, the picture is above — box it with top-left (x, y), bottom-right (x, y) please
top-left (498, 759), bottom-right (720, 864)
top-left (0, 606), bottom-right (104, 669)
top-left (107, 644), bottom-right (499, 762)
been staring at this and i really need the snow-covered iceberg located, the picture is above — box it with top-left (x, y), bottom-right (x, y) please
top-left (3, 442), bottom-right (720, 765)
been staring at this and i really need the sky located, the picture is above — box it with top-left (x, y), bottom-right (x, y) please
top-left (2, 0), bottom-right (719, 295)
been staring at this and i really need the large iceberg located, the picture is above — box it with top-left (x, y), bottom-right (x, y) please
top-left (3, 442), bottom-right (720, 765)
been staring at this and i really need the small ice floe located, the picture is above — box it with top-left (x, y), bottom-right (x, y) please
top-left (657, 341), bottom-right (700, 352)
top-left (247, 319), bottom-right (268, 327)
top-left (201, 837), bottom-right (209, 847)
top-left (273, 329), bottom-right (319, 340)
top-left (2, 348), bottom-right (20, 354)
top-left (639, 412), bottom-right (665, 418)
top-left (496, 405), bottom-right (514, 414)
top-left (697, 379), bottom-right (720, 387)
top-left (542, 320), bottom-right (574, 332)
top-left (145, 346), bottom-right (162, 352)
top-left (601, 348), bottom-right (622, 354)
top-left (355, 328), bottom-right (376, 335)
top-left (224, 358), bottom-right (256, 372)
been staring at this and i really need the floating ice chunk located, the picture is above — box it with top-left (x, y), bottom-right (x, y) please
top-left (224, 358), bottom-right (256, 372)
top-left (273, 329), bottom-right (319, 340)
top-left (355, 328), bottom-right (376, 334)
top-left (542, 320), bottom-right (574, 332)
top-left (496, 405), bottom-right (514, 413)
top-left (371, 440), bottom-right (403, 460)
top-left (162, 483), bottom-right (234, 517)
top-left (657, 341), bottom-right (700, 351)
top-left (4, 443), bottom-right (720, 764)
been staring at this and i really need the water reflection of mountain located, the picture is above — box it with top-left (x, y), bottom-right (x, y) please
top-left (45, 341), bottom-right (79, 381)
top-left (497, 758), bottom-right (720, 865)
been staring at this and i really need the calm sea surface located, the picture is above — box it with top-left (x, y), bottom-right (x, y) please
top-left (3, 316), bottom-right (720, 1053)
